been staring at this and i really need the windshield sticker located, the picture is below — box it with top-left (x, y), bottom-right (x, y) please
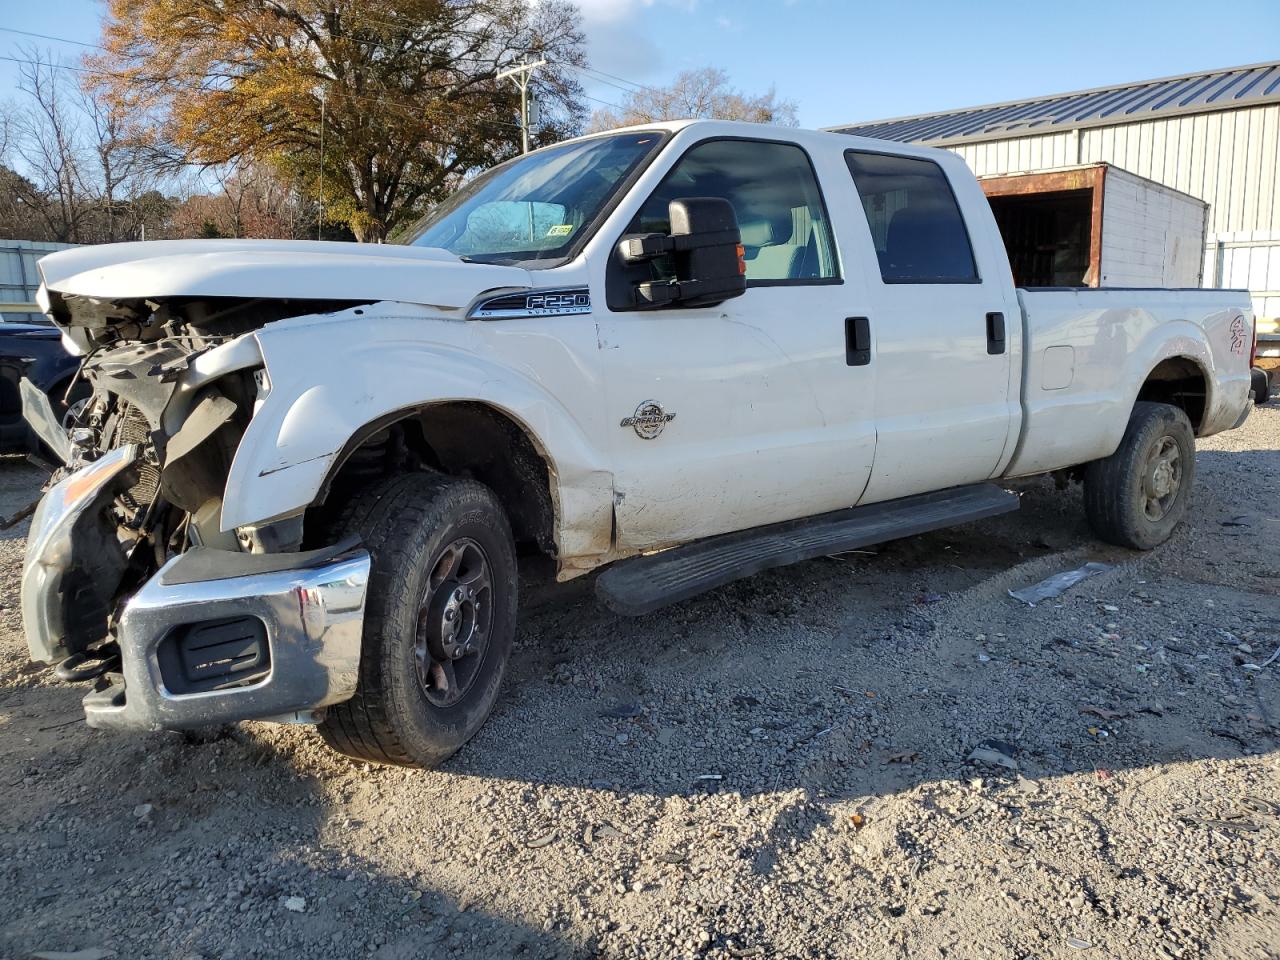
top-left (545, 224), bottom-right (575, 238)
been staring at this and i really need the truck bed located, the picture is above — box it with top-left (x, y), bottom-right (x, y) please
top-left (1004, 287), bottom-right (1254, 478)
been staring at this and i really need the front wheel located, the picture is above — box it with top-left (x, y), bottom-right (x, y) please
top-left (1083, 401), bottom-right (1196, 550)
top-left (318, 472), bottom-right (518, 768)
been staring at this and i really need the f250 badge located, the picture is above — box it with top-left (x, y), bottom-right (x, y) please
top-left (620, 400), bottom-right (676, 440)
top-left (470, 288), bottom-right (591, 319)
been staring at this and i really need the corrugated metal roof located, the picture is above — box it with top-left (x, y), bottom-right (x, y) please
top-left (829, 61), bottom-right (1280, 146)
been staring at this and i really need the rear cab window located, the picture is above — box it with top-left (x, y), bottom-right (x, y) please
top-left (845, 150), bottom-right (978, 284)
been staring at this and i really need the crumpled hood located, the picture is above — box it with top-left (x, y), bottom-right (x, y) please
top-left (37, 238), bottom-right (532, 312)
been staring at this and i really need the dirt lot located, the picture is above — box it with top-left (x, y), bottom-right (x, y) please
top-left (1, 404), bottom-right (1277, 960)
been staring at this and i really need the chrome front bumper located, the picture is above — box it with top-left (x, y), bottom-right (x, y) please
top-left (84, 543), bottom-right (371, 731)
top-left (22, 447), bottom-right (372, 732)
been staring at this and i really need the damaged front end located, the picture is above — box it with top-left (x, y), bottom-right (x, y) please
top-left (21, 291), bottom-right (372, 731)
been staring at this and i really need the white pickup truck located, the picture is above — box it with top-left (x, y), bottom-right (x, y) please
top-left (21, 119), bottom-right (1255, 768)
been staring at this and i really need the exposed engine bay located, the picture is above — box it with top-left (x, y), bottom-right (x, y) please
top-left (29, 294), bottom-right (368, 669)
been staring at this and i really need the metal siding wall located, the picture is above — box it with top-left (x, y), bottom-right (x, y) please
top-left (1258, 107), bottom-right (1279, 233)
top-left (950, 133), bottom-right (1076, 176)
top-left (945, 106), bottom-right (1280, 320)
top-left (0, 240), bottom-right (77, 317)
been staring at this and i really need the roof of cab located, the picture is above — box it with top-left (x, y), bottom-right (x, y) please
top-left (567, 118), bottom-right (959, 161)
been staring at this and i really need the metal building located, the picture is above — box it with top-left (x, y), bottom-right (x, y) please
top-left (830, 61), bottom-right (1280, 350)
top-left (1, 239), bottom-right (77, 322)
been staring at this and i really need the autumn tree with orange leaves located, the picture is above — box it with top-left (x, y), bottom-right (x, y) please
top-left (91, 0), bottom-right (588, 241)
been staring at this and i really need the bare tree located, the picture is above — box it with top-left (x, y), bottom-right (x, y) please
top-left (589, 67), bottom-right (798, 132)
top-left (166, 163), bottom-right (320, 240)
top-left (80, 85), bottom-right (154, 241)
top-left (0, 48), bottom-right (185, 242)
top-left (0, 106), bottom-right (13, 162)
top-left (10, 50), bottom-right (91, 241)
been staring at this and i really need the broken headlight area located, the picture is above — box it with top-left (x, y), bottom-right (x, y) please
top-left (19, 293), bottom-right (378, 730)
top-left (23, 328), bottom-right (265, 673)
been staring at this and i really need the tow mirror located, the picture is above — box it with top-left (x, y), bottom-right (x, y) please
top-left (617, 197), bottom-right (746, 307)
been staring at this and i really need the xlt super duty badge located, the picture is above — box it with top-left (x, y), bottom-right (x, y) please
top-left (620, 400), bottom-right (676, 440)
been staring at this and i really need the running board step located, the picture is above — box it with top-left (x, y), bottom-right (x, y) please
top-left (596, 484), bottom-right (1019, 616)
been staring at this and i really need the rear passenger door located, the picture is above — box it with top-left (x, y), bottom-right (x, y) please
top-left (844, 149), bottom-right (1021, 502)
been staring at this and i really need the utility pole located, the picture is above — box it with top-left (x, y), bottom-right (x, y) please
top-left (497, 57), bottom-right (546, 153)
top-left (317, 90), bottom-right (326, 241)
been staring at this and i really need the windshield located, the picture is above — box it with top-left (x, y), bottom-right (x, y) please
top-left (403, 132), bottom-right (664, 266)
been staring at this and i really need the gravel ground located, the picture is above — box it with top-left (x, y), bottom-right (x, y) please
top-left (1, 403), bottom-right (1277, 960)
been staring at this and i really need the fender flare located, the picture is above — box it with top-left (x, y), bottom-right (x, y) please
top-left (1122, 321), bottom-right (1215, 434)
top-left (218, 308), bottom-right (614, 560)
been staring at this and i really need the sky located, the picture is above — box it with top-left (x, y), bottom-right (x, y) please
top-left (1, 0), bottom-right (1278, 129)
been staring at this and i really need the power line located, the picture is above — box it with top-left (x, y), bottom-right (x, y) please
top-left (0, 28), bottom-right (633, 124)
top-left (0, 22), bottom-right (518, 67)
top-left (0, 26), bottom-right (105, 50)
top-left (0, 22), bottom-right (650, 105)
top-left (0, 53), bottom-right (525, 130)
top-left (579, 91), bottom-right (626, 111)
top-left (566, 66), bottom-right (640, 96)
top-left (574, 64), bottom-right (655, 93)
top-left (1, 51), bottom-right (622, 123)
top-left (0, 54), bottom-right (101, 75)
top-left (0, 22), bottom-right (658, 97)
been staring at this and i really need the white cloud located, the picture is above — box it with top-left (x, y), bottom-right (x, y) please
top-left (572, 0), bottom-right (650, 22)
top-left (573, 0), bottom-right (677, 86)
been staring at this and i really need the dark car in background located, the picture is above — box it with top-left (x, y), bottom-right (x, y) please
top-left (2, 240), bottom-right (83, 453)
top-left (0, 319), bottom-right (82, 453)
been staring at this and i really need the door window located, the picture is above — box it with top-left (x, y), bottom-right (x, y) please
top-left (845, 151), bottom-right (978, 283)
top-left (626, 139), bottom-right (839, 284)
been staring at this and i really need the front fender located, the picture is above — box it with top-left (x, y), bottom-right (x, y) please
top-left (219, 304), bottom-right (614, 559)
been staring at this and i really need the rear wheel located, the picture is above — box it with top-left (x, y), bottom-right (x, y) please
top-left (1083, 401), bottom-right (1195, 550)
top-left (318, 472), bottom-right (517, 768)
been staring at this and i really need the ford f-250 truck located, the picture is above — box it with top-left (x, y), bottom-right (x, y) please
top-left (20, 120), bottom-right (1255, 769)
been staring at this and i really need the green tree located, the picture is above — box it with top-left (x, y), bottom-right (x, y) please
top-left (93, 0), bottom-right (588, 242)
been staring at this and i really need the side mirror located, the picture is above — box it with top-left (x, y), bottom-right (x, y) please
top-left (618, 197), bottom-right (746, 307)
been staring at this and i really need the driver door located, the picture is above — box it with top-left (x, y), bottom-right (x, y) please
top-left (593, 137), bottom-right (878, 550)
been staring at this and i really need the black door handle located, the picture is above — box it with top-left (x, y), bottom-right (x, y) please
top-left (986, 312), bottom-right (1006, 355)
top-left (845, 316), bottom-right (871, 366)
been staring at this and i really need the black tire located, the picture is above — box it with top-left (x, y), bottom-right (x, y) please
top-left (1252, 366), bottom-right (1272, 405)
top-left (317, 472), bottom-right (518, 768)
top-left (1083, 401), bottom-right (1195, 550)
